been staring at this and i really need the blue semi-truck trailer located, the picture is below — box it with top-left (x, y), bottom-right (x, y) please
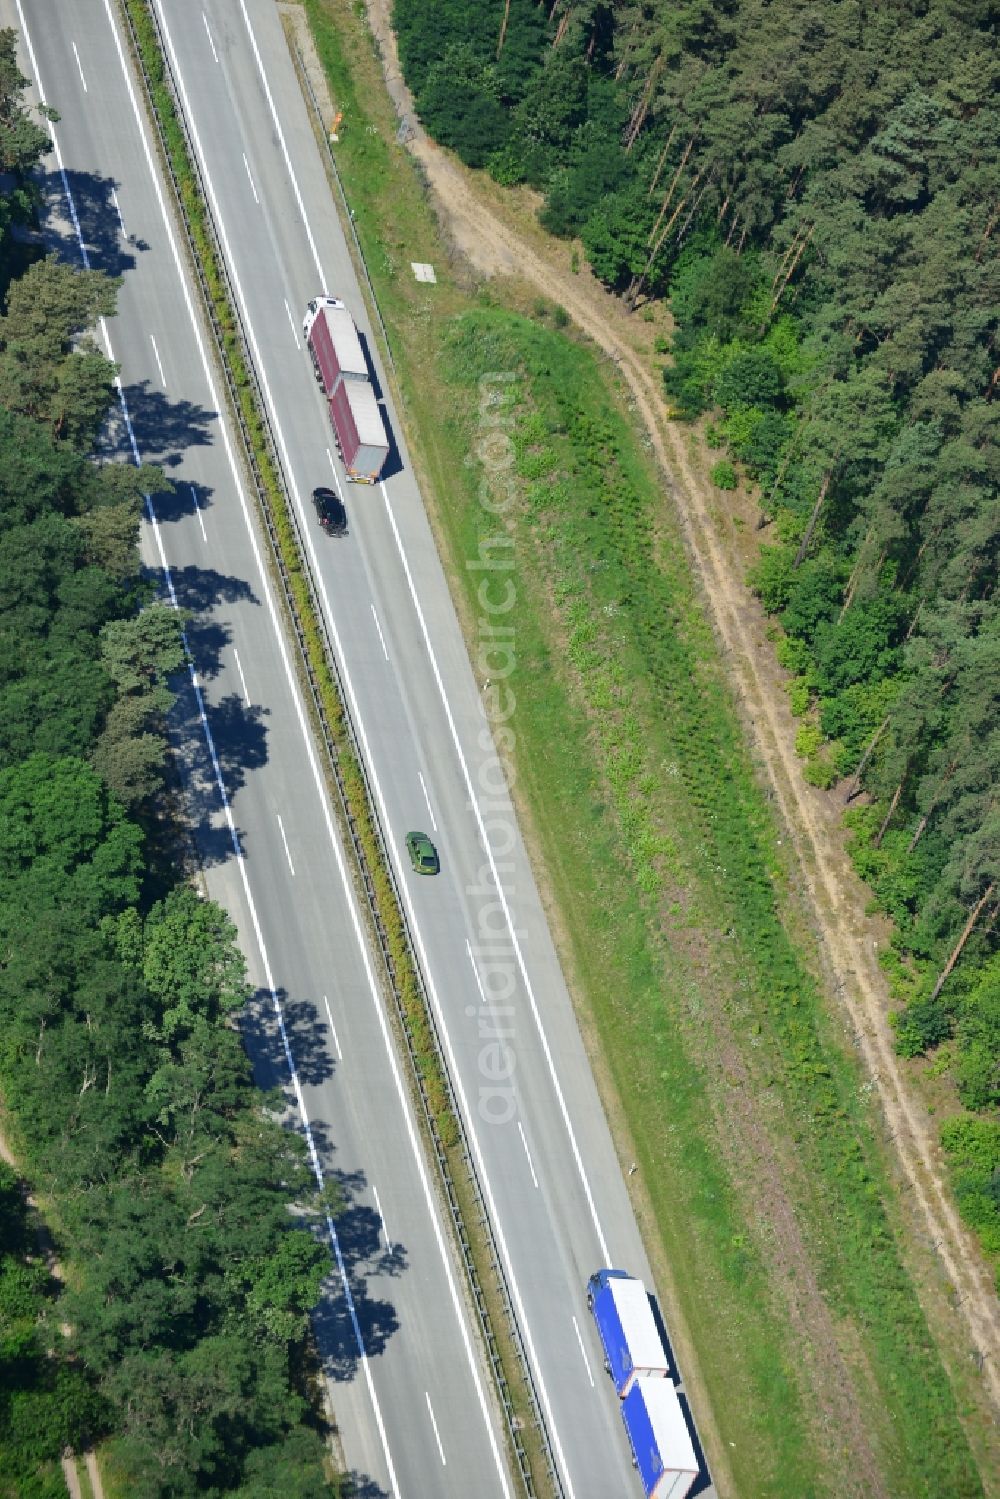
top-left (586, 1268), bottom-right (671, 1396)
top-left (621, 1375), bottom-right (699, 1499)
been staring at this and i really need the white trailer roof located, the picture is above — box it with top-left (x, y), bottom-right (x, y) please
top-left (636, 1377), bottom-right (698, 1477)
top-left (321, 298), bottom-right (368, 379)
top-left (609, 1276), bottom-right (669, 1371)
top-left (345, 379), bottom-right (387, 448)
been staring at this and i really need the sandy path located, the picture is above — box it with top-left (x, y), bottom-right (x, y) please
top-left (0, 1132), bottom-right (106, 1499)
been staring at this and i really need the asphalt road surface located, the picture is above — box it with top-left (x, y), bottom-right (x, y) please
top-left (11, 2), bottom-right (513, 1493)
top-left (13, 1), bottom-right (714, 1495)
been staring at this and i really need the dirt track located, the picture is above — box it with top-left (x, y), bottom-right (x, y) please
top-left (358, 0), bottom-right (1000, 1426)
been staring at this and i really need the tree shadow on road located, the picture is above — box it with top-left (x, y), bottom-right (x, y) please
top-left (242, 990), bottom-right (335, 1092)
top-left (339, 1476), bottom-right (389, 1499)
top-left (241, 992), bottom-right (409, 1383)
top-left (149, 477), bottom-right (215, 529)
top-left (167, 679), bottom-right (268, 870)
top-left (165, 561), bottom-right (258, 686)
top-left (181, 613), bottom-right (231, 684)
top-left (120, 379), bottom-right (216, 470)
top-left (38, 165), bottom-right (138, 279)
top-left (38, 165), bottom-right (218, 471)
top-left (310, 1232), bottom-right (402, 1384)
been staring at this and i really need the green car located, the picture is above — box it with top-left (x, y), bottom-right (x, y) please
top-left (405, 830), bottom-right (439, 875)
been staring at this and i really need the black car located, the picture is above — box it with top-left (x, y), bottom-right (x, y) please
top-left (312, 486), bottom-right (347, 536)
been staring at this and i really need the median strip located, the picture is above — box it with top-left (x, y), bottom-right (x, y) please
top-left (117, 2), bottom-right (552, 1494)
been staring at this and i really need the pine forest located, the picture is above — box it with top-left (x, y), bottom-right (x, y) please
top-left (0, 34), bottom-right (332, 1495)
top-left (392, 0), bottom-right (1000, 1266)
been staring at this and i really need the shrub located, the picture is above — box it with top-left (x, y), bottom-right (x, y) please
top-left (803, 750), bottom-right (837, 789)
top-left (941, 1114), bottom-right (1000, 1172)
top-left (794, 722), bottom-right (822, 759)
top-left (780, 553), bottom-right (846, 643)
top-left (714, 346), bottom-right (785, 412)
top-left (711, 460), bottom-right (737, 490)
top-left (892, 994), bottom-right (954, 1057)
top-left (775, 633), bottom-right (811, 675)
top-left (955, 957), bottom-right (1000, 1111)
top-left (788, 678), bottom-right (811, 717)
top-left (486, 141), bottom-right (527, 186)
top-left (418, 46), bottom-right (508, 169)
top-left (663, 333), bottom-right (729, 417)
top-left (670, 247), bottom-right (758, 341)
top-left (729, 407), bottom-right (793, 484)
top-left (748, 543), bottom-right (795, 613)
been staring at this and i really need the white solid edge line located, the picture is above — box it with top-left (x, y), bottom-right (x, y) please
top-left (398, 873), bottom-right (576, 1493)
top-left (125, 3), bottom-right (511, 1493)
top-left (236, 0), bottom-right (326, 284)
top-left (18, 1), bottom-right (404, 1488)
top-left (14, 9), bottom-right (410, 1498)
top-left (225, 8), bottom-right (596, 1490)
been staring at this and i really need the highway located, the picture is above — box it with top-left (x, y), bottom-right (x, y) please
top-left (151, 1), bottom-right (682, 1492)
top-left (11, 2), bottom-right (511, 1494)
top-left (15, 0), bottom-right (714, 1495)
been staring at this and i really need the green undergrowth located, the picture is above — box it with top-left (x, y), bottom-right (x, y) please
top-left (438, 310), bottom-right (981, 1499)
top-left (295, 5), bottom-right (984, 1491)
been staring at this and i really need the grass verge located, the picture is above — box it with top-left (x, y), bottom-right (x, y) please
top-left (299, 1), bottom-right (987, 1495)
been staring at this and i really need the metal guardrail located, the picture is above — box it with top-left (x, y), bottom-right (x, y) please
top-left (293, 40), bottom-right (397, 384)
top-left (117, 5), bottom-right (559, 1496)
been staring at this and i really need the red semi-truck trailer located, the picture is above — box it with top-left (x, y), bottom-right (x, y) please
top-left (303, 296), bottom-right (389, 484)
top-left (328, 378), bottom-right (390, 486)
